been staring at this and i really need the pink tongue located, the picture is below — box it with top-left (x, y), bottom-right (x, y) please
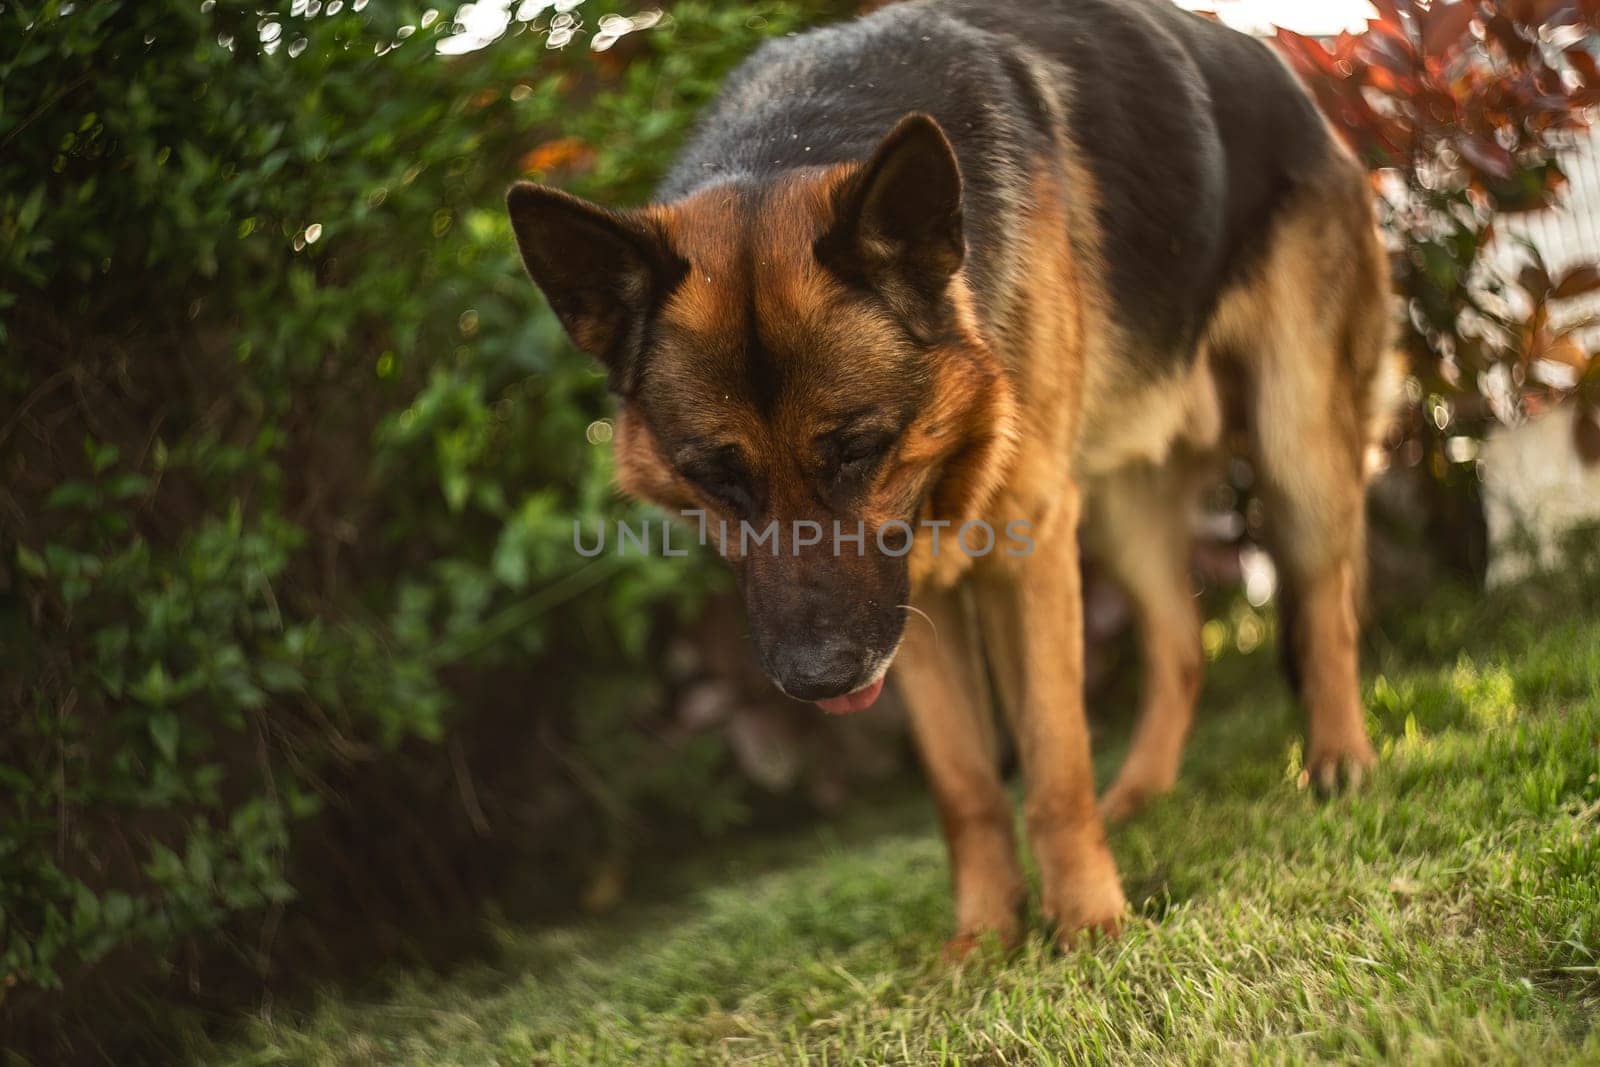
top-left (815, 676), bottom-right (885, 716)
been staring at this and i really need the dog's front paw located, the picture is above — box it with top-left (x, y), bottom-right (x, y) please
top-left (1033, 830), bottom-right (1127, 944)
top-left (944, 842), bottom-right (1025, 961)
top-left (942, 918), bottom-right (1021, 963)
top-left (1298, 738), bottom-right (1377, 796)
top-left (945, 885), bottom-right (1024, 961)
top-left (1045, 873), bottom-right (1127, 945)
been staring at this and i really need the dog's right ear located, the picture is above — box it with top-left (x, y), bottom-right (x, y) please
top-left (506, 182), bottom-right (686, 392)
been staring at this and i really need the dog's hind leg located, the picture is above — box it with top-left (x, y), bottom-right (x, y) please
top-left (1084, 458), bottom-right (1208, 822)
top-left (1256, 435), bottom-right (1375, 797)
top-left (1218, 168), bottom-right (1393, 794)
top-left (1252, 362), bottom-right (1380, 792)
top-left (892, 584), bottom-right (1024, 956)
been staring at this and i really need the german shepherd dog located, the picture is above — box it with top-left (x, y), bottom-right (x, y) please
top-left (507, 0), bottom-right (1396, 951)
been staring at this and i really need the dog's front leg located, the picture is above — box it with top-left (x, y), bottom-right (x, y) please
top-left (976, 484), bottom-right (1126, 940)
top-left (892, 584), bottom-right (1024, 956)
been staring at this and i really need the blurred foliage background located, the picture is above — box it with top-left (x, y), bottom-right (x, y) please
top-left (2, 0), bottom-right (1598, 1059)
top-left (1, 0), bottom-right (856, 1054)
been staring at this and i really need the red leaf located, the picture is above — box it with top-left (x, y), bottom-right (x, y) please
top-left (1458, 135), bottom-right (1516, 180)
top-left (1366, 63), bottom-right (1416, 94)
top-left (1575, 405), bottom-right (1600, 466)
top-left (1418, 87), bottom-right (1458, 123)
top-left (1371, 0), bottom-right (1409, 30)
top-left (1486, 14), bottom-right (1534, 61)
top-left (1516, 0), bottom-right (1577, 21)
top-left (1332, 29), bottom-right (1361, 63)
top-left (1553, 264), bottom-right (1600, 299)
top-left (1521, 262), bottom-right (1552, 295)
top-left (1366, 16), bottom-right (1407, 43)
top-left (1567, 47), bottom-right (1600, 88)
top-left (1275, 27), bottom-right (1338, 76)
top-left (1546, 334), bottom-right (1590, 370)
top-left (1422, 1), bottom-right (1479, 58)
top-left (1362, 28), bottom-right (1418, 74)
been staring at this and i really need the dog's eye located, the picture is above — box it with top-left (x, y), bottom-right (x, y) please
top-left (835, 432), bottom-right (893, 475)
top-left (840, 436), bottom-right (883, 464)
top-left (683, 460), bottom-right (757, 516)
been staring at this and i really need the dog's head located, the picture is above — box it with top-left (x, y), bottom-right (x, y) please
top-left (507, 114), bottom-right (1015, 711)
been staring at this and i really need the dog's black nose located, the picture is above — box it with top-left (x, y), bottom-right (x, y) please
top-left (768, 642), bottom-right (865, 701)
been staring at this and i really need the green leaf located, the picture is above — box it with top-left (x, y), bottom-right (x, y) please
top-left (257, 660), bottom-right (304, 694)
top-left (16, 185), bottom-right (45, 232)
top-left (85, 438), bottom-right (120, 474)
top-left (101, 891), bottom-right (135, 929)
top-left (148, 712), bottom-right (179, 763)
top-left (15, 544), bottom-right (46, 578)
top-left (185, 840), bottom-right (213, 886)
top-left (44, 481), bottom-right (99, 510)
top-left (131, 662), bottom-right (173, 707)
top-left (106, 472), bottom-right (152, 500)
top-left (72, 882), bottom-right (101, 934)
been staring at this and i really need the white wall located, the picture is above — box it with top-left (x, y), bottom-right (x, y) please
top-left (1172, 0), bottom-right (1375, 36)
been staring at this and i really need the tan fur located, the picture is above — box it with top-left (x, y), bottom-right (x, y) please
top-left (902, 282), bottom-right (1020, 589)
top-left (613, 405), bottom-right (688, 508)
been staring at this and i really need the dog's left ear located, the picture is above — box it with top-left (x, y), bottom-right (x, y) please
top-left (816, 113), bottom-right (965, 337)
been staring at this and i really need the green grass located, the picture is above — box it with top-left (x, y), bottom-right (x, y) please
top-left (205, 570), bottom-right (1600, 1065)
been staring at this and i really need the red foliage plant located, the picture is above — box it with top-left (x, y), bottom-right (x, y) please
top-left (1275, 0), bottom-right (1600, 464)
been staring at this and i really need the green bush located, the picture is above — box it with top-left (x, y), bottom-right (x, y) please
top-left (0, 0), bottom-right (842, 1034)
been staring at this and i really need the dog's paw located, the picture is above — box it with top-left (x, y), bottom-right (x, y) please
top-left (1046, 895), bottom-right (1126, 950)
top-left (946, 865), bottom-right (1024, 962)
top-left (1039, 864), bottom-right (1127, 946)
top-left (1298, 740), bottom-right (1377, 796)
top-left (941, 920), bottom-right (1021, 963)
